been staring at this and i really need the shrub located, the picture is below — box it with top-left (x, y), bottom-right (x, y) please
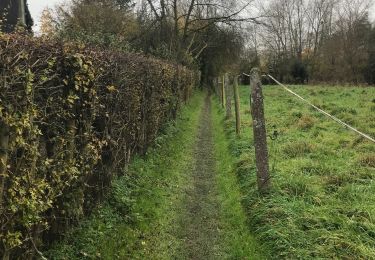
top-left (0, 34), bottom-right (198, 258)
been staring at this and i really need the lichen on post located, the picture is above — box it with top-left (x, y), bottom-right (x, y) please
top-left (250, 68), bottom-right (271, 193)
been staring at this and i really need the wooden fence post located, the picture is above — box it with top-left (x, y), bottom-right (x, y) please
top-left (225, 73), bottom-right (232, 118)
top-left (216, 77), bottom-right (220, 97)
top-left (213, 77), bottom-right (216, 95)
top-left (233, 76), bottom-right (241, 135)
top-left (221, 75), bottom-right (225, 108)
top-left (250, 68), bottom-right (271, 193)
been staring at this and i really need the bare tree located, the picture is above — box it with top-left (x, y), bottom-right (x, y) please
top-left (142, 0), bottom-right (257, 58)
top-left (255, 0), bottom-right (373, 84)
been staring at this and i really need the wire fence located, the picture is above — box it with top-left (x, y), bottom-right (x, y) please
top-left (265, 74), bottom-right (375, 144)
top-left (216, 71), bottom-right (375, 193)
top-left (240, 72), bottom-right (375, 144)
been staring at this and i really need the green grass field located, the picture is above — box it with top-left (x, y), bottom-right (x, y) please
top-left (221, 85), bottom-right (375, 259)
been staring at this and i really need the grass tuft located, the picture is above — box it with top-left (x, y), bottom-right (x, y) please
top-left (296, 115), bottom-right (315, 130)
top-left (282, 141), bottom-right (315, 158)
top-left (358, 154), bottom-right (375, 168)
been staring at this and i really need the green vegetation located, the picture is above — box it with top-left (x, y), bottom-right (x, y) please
top-left (221, 85), bottom-right (375, 259)
top-left (45, 92), bottom-right (269, 259)
top-left (211, 98), bottom-right (266, 259)
top-left (45, 92), bottom-right (204, 259)
top-left (0, 34), bottom-right (197, 258)
top-left (3, 0), bottom-right (374, 258)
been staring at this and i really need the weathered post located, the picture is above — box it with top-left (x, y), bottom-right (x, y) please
top-left (225, 73), bottom-right (232, 118)
top-left (250, 68), bottom-right (271, 193)
top-left (233, 76), bottom-right (241, 135)
top-left (221, 75), bottom-right (225, 108)
top-left (214, 77), bottom-right (216, 94)
top-left (215, 77), bottom-right (220, 97)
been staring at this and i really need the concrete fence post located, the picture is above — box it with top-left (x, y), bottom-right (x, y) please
top-left (250, 68), bottom-right (271, 193)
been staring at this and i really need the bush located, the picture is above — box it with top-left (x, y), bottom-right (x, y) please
top-left (0, 34), bottom-right (198, 258)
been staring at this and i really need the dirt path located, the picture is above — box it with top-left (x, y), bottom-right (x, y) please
top-left (179, 94), bottom-right (224, 259)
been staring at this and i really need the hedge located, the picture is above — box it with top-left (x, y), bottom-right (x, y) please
top-left (0, 34), bottom-right (198, 258)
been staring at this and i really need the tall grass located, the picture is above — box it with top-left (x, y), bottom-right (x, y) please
top-left (211, 97), bottom-right (267, 259)
top-left (223, 85), bottom-right (375, 259)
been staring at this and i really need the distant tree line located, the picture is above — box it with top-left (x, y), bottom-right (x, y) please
top-left (249, 0), bottom-right (375, 85)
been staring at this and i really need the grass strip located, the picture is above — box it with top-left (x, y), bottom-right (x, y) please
top-left (44, 92), bottom-right (204, 259)
top-left (211, 95), bottom-right (267, 260)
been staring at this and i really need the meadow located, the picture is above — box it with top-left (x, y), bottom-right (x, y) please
top-left (223, 84), bottom-right (375, 259)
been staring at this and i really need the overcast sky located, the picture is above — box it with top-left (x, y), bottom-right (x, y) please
top-left (29, 0), bottom-right (67, 31)
top-left (29, 0), bottom-right (375, 31)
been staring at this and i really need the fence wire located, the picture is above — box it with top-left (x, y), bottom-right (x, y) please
top-left (265, 74), bottom-right (375, 144)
